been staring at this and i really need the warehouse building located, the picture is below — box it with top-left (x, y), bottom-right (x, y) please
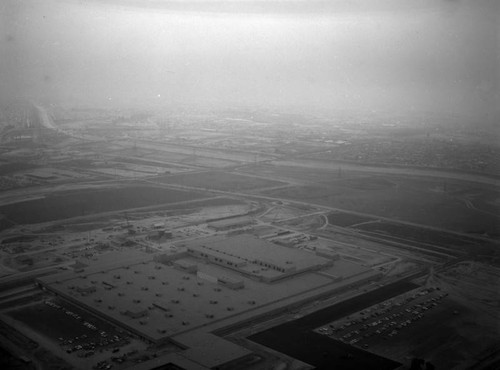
top-left (185, 234), bottom-right (333, 282)
top-left (36, 234), bottom-right (379, 369)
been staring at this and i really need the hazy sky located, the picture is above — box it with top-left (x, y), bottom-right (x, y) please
top-left (1, 0), bottom-right (499, 119)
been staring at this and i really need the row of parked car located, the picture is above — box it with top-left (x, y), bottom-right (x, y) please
top-left (317, 289), bottom-right (449, 347)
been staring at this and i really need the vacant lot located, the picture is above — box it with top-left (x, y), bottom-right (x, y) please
top-left (158, 171), bottom-right (287, 192)
top-left (0, 185), bottom-right (207, 229)
top-left (354, 221), bottom-right (500, 259)
top-left (354, 221), bottom-right (476, 247)
top-left (327, 212), bottom-right (373, 227)
top-left (5, 251), bottom-right (68, 272)
top-left (257, 165), bottom-right (499, 235)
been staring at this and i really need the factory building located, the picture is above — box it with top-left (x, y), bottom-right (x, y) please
top-left (185, 234), bottom-right (333, 282)
top-left (35, 234), bottom-right (378, 369)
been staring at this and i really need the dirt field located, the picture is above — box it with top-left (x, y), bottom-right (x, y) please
top-left (4, 251), bottom-right (68, 272)
top-left (327, 212), bottom-right (373, 227)
top-left (257, 166), bottom-right (500, 236)
top-left (0, 185), bottom-right (207, 230)
top-left (157, 171), bottom-right (287, 192)
top-left (354, 222), bottom-right (500, 260)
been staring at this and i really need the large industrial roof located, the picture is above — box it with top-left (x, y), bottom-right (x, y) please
top-left (37, 235), bottom-right (374, 344)
top-left (188, 234), bottom-right (330, 271)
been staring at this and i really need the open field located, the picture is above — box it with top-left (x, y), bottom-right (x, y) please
top-left (34, 196), bottom-right (247, 233)
top-left (130, 140), bottom-right (275, 164)
top-left (253, 164), bottom-right (500, 236)
top-left (4, 251), bottom-right (68, 272)
top-left (157, 171), bottom-right (288, 192)
top-left (264, 183), bottom-right (499, 235)
top-left (0, 185), bottom-right (207, 230)
top-left (113, 156), bottom-right (190, 171)
top-left (353, 221), bottom-right (499, 258)
top-left (327, 212), bottom-right (373, 227)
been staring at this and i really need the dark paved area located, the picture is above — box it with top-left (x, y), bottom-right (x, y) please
top-left (249, 280), bottom-right (418, 369)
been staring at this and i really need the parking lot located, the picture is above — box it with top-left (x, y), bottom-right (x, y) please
top-left (45, 300), bottom-right (130, 354)
top-left (7, 297), bottom-right (137, 368)
top-left (315, 287), bottom-right (449, 350)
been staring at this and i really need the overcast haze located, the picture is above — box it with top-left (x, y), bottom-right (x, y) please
top-left (1, 0), bottom-right (499, 120)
